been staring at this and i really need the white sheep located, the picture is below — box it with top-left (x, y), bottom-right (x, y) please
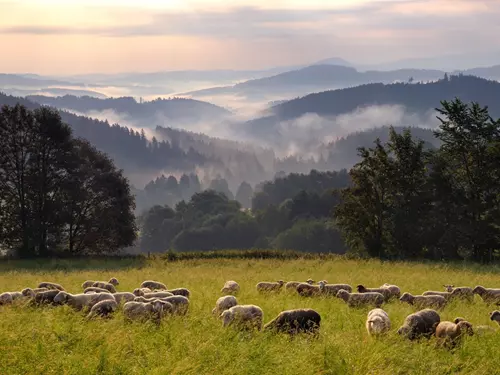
top-left (357, 285), bottom-right (392, 301)
top-left (379, 283), bottom-right (401, 299)
top-left (220, 304), bottom-right (263, 331)
top-left (399, 292), bottom-right (447, 310)
top-left (112, 292), bottom-right (136, 304)
top-left (143, 292), bottom-right (174, 299)
top-left (318, 281), bottom-right (352, 296)
top-left (82, 278), bottom-right (119, 290)
top-left (212, 295), bottom-right (238, 316)
top-left (21, 288), bottom-right (48, 297)
top-left (221, 280), bottom-right (240, 295)
top-left (123, 300), bottom-right (172, 324)
top-left (336, 289), bottom-right (384, 308)
top-left (132, 288), bottom-right (151, 296)
top-left (0, 292), bottom-right (13, 305)
top-left (54, 291), bottom-right (114, 311)
top-left (366, 308), bottom-right (391, 336)
top-left (256, 280), bottom-right (285, 293)
top-left (422, 291), bottom-right (452, 301)
top-left (444, 285), bottom-right (475, 302)
top-left (296, 283), bottom-right (322, 297)
top-left (141, 280), bottom-right (167, 290)
top-left (92, 282), bottom-right (116, 293)
top-left (86, 299), bottom-right (119, 319)
top-left (161, 295), bottom-right (190, 315)
top-left (84, 287), bottom-right (109, 294)
top-left (473, 286), bottom-right (500, 305)
top-left (38, 282), bottom-right (65, 291)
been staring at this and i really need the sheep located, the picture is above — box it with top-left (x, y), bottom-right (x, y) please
top-left (397, 309), bottom-right (441, 340)
top-left (306, 279), bottom-right (315, 284)
top-left (256, 280), bottom-right (285, 293)
top-left (435, 320), bottom-right (474, 348)
top-left (82, 281), bottom-right (95, 289)
top-left (167, 288), bottom-right (190, 298)
top-left (30, 290), bottom-right (61, 306)
top-left (318, 281), bottom-right (352, 296)
top-left (264, 308), bottom-right (321, 335)
top-left (86, 299), bottom-right (119, 319)
top-left (123, 300), bottom-right (172, 324)
top-left (21, 287), bottom-right (48, 297)
top-left (132, 288), bottom-right (151, 296)
top-left (336, 289), bottom-right (384, 308)
top-left (54, 291), bottom-right (114, 311)
top-left (92, 282), bottom-right (116, 293)
top-left (444, 285), bottom-right (474, 302)
top-left (422, 291), bottom-right (452, 301)
top-left (37, 282), bottom-right (65, 291)
top-left (143, 292), bottom-right (174, 299)
top-left (220, 304), bottom-right (263, 331)
top-left (366, 308), bottom-right (391, 336)
top-left (296, 282), bottom-right (322, 297)
top-left (379, 283), bottom-right (401, 299)
top-left (490, 310), bottom-right (500, 325)
top-left (221, 280), bottom-right (240, 295)
top-left (112, 292), bottom-right (136, 304)
top-left (0, 292), bottom-right (13, 305)
top-left (84, 287), bottom-right (109, 294)
top-left (141, 280), bottom-right (167, 290)
top-left (82, 278), bottom-right (119, 290)
top-left (285, 279), bottom-right (315, 292)
top-left (161, 295), bottom-right (190, 315)
top-left (454, 317), bottom-right (494, 336)
top-left (473, 286), bottom-right (500, 305)
top-left (212, 295), bottom-right (238, 316)
top-left (357, 285), bottom-right (392, 302)
top-left (399, 292), bottom-right (447, 310)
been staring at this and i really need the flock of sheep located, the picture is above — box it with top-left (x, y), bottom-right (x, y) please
top-left (1, 277), bottom-right (499, 347)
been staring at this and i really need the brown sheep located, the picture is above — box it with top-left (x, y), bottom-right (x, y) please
top-left (86, 299), bottom-right (119, 319)
top-left (256, 280), bottom-right (285, 293)
top-left (357, 285), bottom-right (392, 302)
top-left (220, 305), bottom-right (263, 331)
top-left (264, 308), bottom-right (321, 335)
top-left (37, 282), bottom-right (65, 291)
top-left (397, 309), bottom-right (441, 340)
top-left (490, 310), bottom-right (500, 325)
top-left (379, 283), bottom-right (401, 299)
top-left (444, 285), bottom-right (474, 302)
top-left (399, 292), bottom-right (447, 310)
top-left (435, 320), bottom-right (474, 348)
top-left (141, 280), bottom-right (167, 290)
top-left (296, 283), bottom-right (322, 297)
top-left (473, 286), bottom-right (500, 305)
top-left (221, 281), bottom-right (240, 295)
top-left (337, 289), bottom-right (384, 308)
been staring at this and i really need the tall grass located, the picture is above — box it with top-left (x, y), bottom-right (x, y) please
top-left (0, 257), bottom-right (498, 374)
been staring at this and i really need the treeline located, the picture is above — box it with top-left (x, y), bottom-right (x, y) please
top-left (0, 105), bottom-right (137, 257)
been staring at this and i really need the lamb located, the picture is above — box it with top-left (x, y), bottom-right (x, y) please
top-left (264, 308), bottom-right (321, 335)
top-left (123, 300), bottom-right (173, 324)
top-left (444, 285), bottom-right (474, 302)
top-left (37, 282), bottom-right (65, 291)
top-left (221, 280), bottom-right (240, 295)
top-left (140, 280), bottom-right (167, 290)
top-left (473, 286), bottom-right (500, 305)
top-left (397, 309), bottom-right (441, 340)
top-left (220, 304), bottom-right (264, 331)
top-left (435, 320), bottom-right (474, 348)
top-left (379, 283), bottom-right (401, 299)
top-left (167, 288), bottom-right (190, 298)
top-left (0, 292), bottom-right (13, 305)
top-left (212, 295), bottom-right (238, 316)
top-left (30, 290), bottom-right (61, 306)
top-left (422, 291), bottom-right (452, 301)
top-left (112, 292), bottom-right (136, 304)
top-left (256, 280), bottom-right (285, 293)
top-left (84, 287), bottom-right (109, 294)
top-left (366, 308), bottom-right (391, 336)
top-left (318, 281), bottom-right (352, 296)
top-left (357, 285), bottom-right (392, 302)
top-left (490, 310), bottom-right (500, 325)
top-left (54, 291), bottom-right (115, 311)
top-left (336, 289), bottom-right (384, 308)
top-left (92, 282), bottom-right (116, 293)
top-left (296, 282), bottom-right (322, 297)
top-left (399, 292), bottom-right (447, 310)
top-left (86, 299), bottom-right (119, 319)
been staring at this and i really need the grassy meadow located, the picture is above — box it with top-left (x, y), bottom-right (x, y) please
top-left (0, 256), bottom-right (499, 375)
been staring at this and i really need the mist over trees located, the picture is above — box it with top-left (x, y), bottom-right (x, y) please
top-left (0, 104), bottom-right (136, 257)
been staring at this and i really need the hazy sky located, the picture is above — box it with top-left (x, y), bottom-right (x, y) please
top-left (0, 0), bottom-right (499, 74)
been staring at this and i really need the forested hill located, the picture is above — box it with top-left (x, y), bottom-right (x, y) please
top-left (26, 95), bottom-right (231, 125)
top-left (246, 75), bottom-right (500, 130)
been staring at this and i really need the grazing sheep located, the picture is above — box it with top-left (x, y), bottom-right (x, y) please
top-left (0, 292), bottom-right (13, 305)
top-left (83, 278), bottom-right (119, 289)
top-left (256, 280), bottom-right (285, 293)
top-left (161, 295), bottom-right (190, 315)
top-left (435, 320), bottom-right (474, 348)
top-left (444, 285), bottom-right (474, 302)
top-left (212, 295), bottom-right (238, 316)
top-left (21, 288), bottom-right (48, 297)
top-left (112, 292), bottom-right (136, 304)
top-left (54, 291), bottom-right (114, 311)
top-left (399, 292), bottom-right (447, 310)
top-left (167, 288), bottom-right (190, 298)
top-left (306, 279), bottom-right (315, 284)
top-left (366, 308), bottom-right (391, 336)
top-left (454, 317), bottom-right (494, 335)
top-left (296, 283), bottom-right (322, 297)
top-left (123, 300), bottom-right (172, 324)
top-left (84, 287), bottom-right (109, 294)
top-left (336, 289), bottom-right (384, 308)
top-left (220, 304), bottom-right (264, 331)
top-left (264, 308), bottom-right (321, 335)
top-left (141, 280), bottom-right (167, 290)
top-left (318, 281), bottom-right (352, 296)
top-left (82, 281), bottom-right (95, 289)
top-left (473, 286), bottom-right (500, 305)
top-left (397, 309), bottom-right (441, 340)
top-left (490, 310), bottom-right (500, 325)
top-left (422, 291), bottom-right (452, 301)
top-left (132, 288), bottom-right (151, 296)
top-left (30, 290), bottom-right (61, 306)
top-left (143, 292), bottom-right (174, 299)
top-left (86, 299), bottom-right (119, 319)
top-left (285, 282), bottom-right (301, 292)
top-left (380, 283), bottom-right (401, 299)
top-left (37, 282), bottom-right (65, 291)
top-left (357, 285), bottom-right (392, 302)
top-left (221, 280), bottom-right (240, 295)
top-left (92, 282), bottom-right (116, 293)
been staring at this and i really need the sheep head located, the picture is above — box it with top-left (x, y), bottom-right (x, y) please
top-left (53, 291), bottom-right (69, 304)
top-left (133, 288), bottom-right (145, 297)
top-left (399, 292), bottom-right (414, 304)
top-left (108, 278), bottom-right (119, 286)
top-left (357, 285), bottom-right (367, 293)
top-left (221, 310), bottom-right (233, 327)
top-left (490, 310), bottom-right (500, 323)
top-left (443, 285), bottom-right (454, 292)
top-left (457, 321), bottom-right (474, 336)
top-left (306, 279), bottom-right (314, 285)
top-left (472, 286), bottom-right (485, 295)
top-left (336, 289), bottom-right (349, 301)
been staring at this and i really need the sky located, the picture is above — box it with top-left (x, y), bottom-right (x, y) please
top-left (0, 0), bottom-right (499, 75)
